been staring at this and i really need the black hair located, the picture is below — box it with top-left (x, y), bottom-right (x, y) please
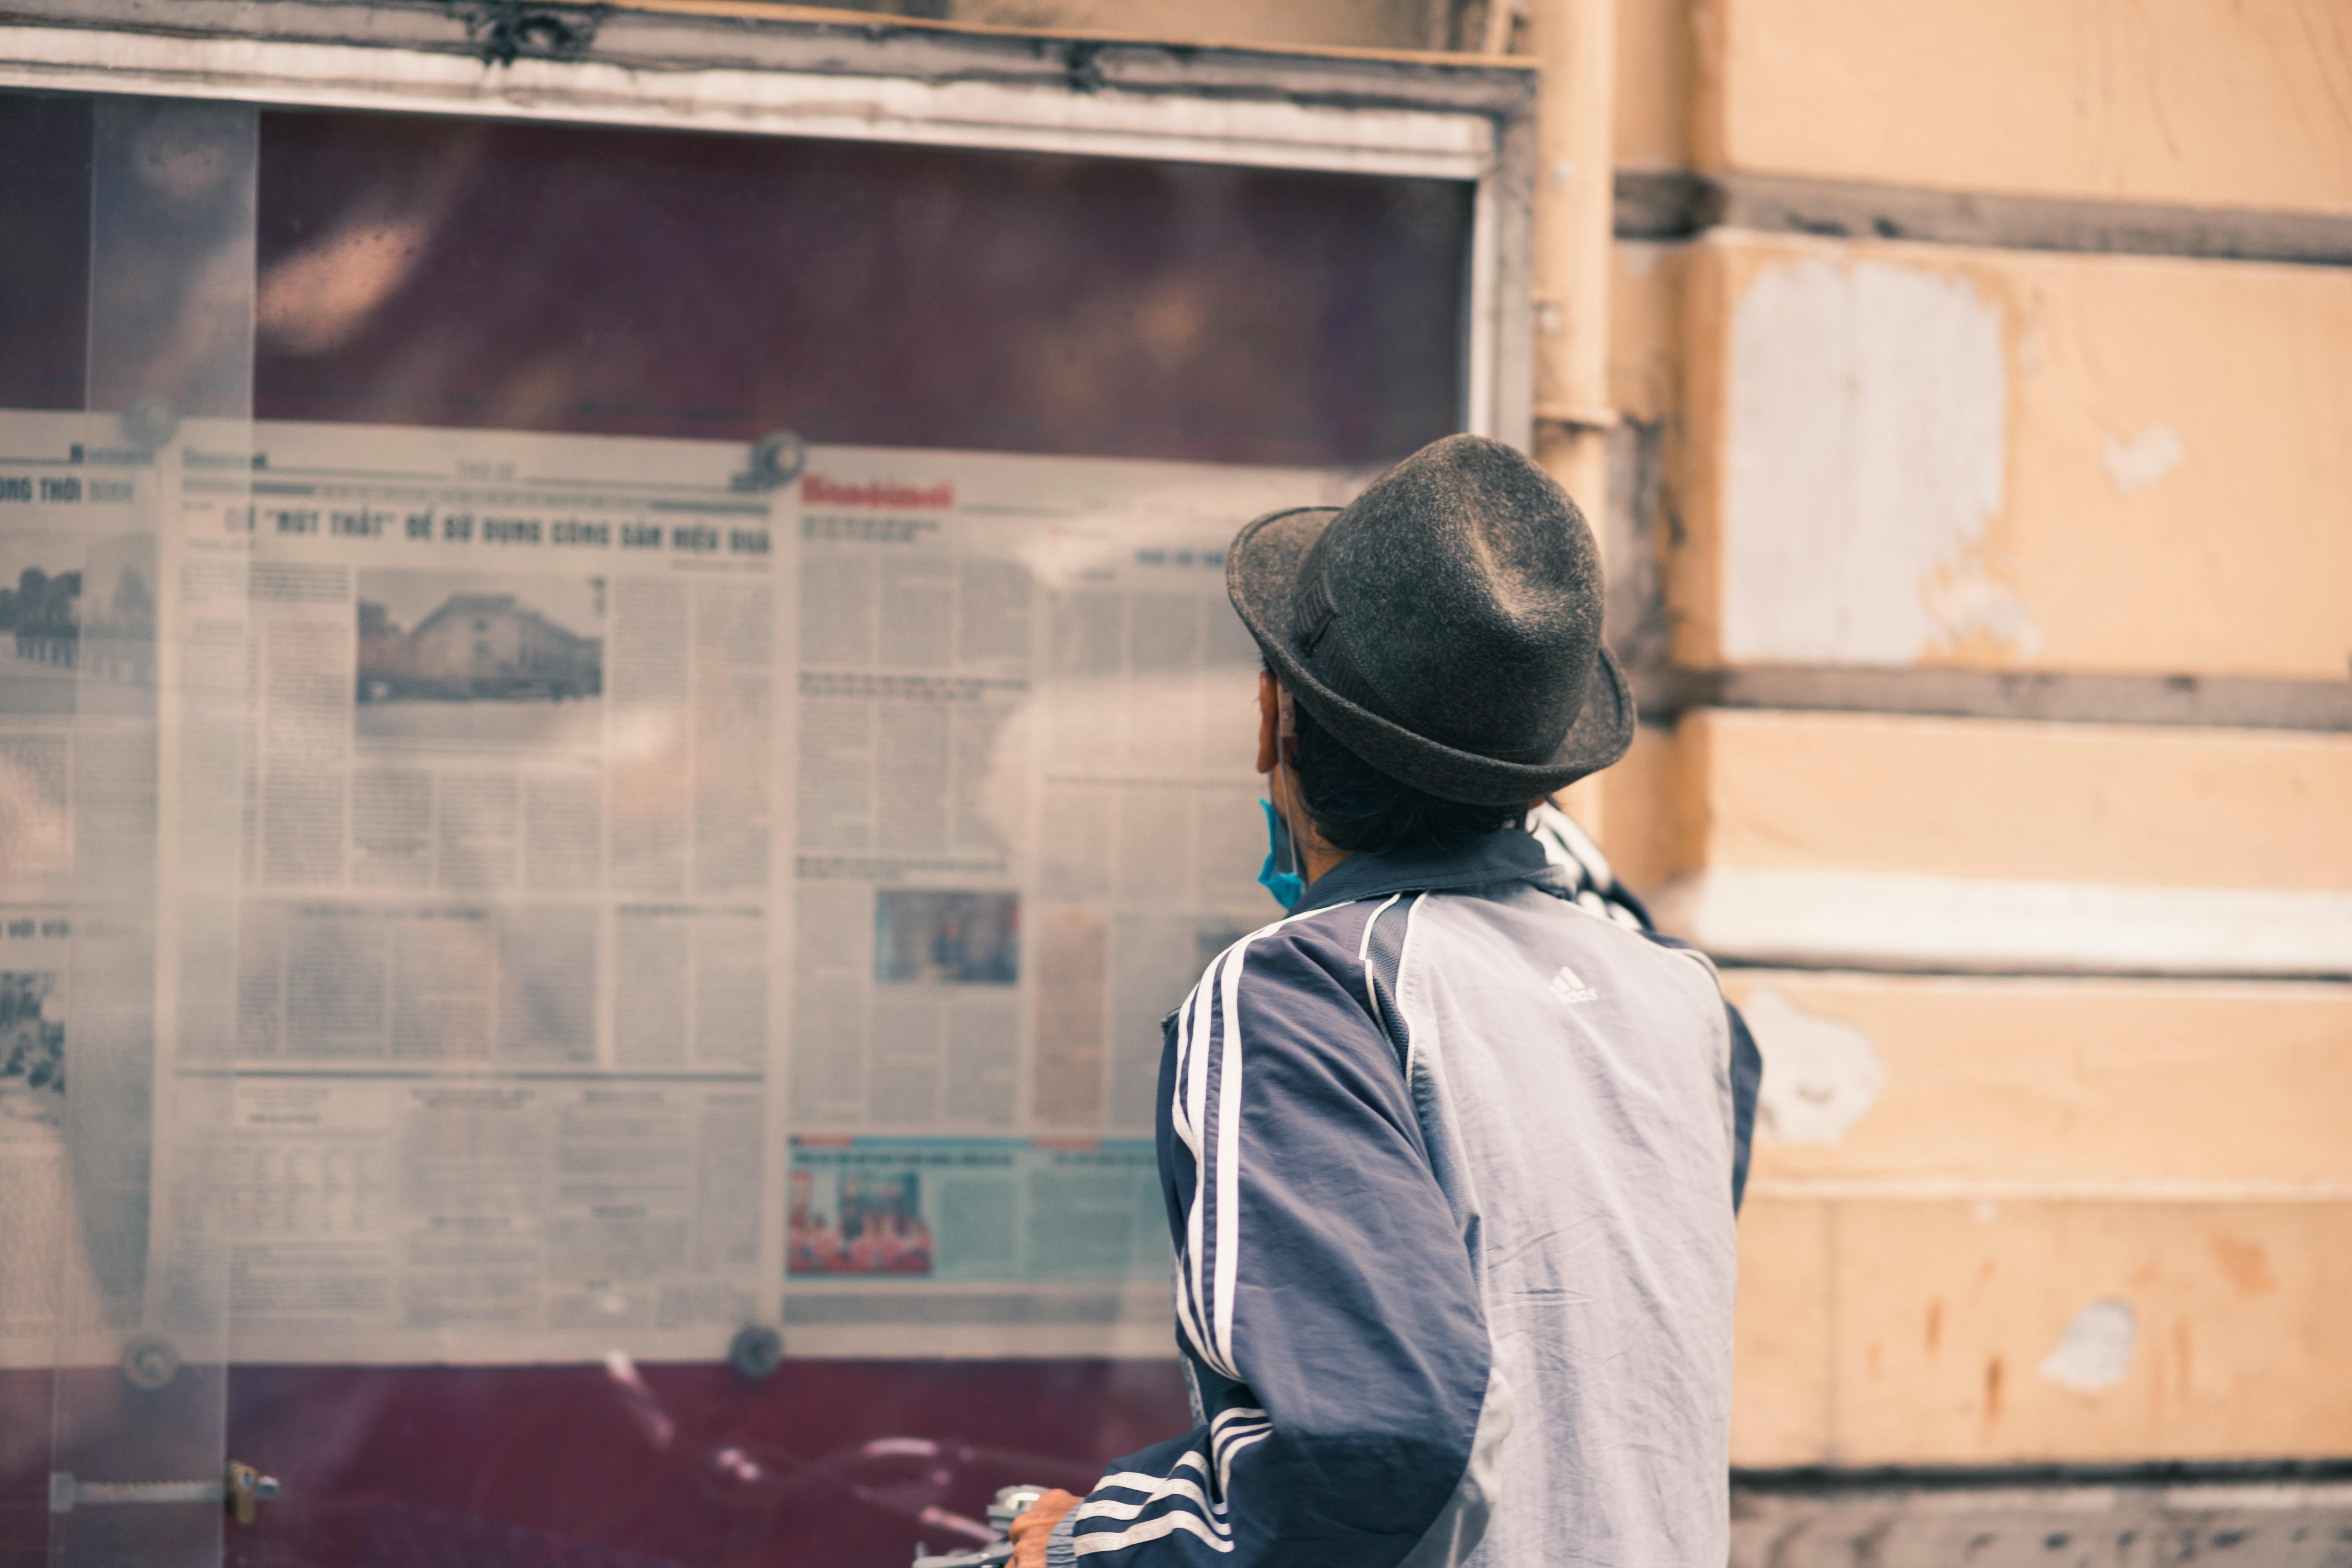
top-left (1288, 695), bottom-right (1524, 855)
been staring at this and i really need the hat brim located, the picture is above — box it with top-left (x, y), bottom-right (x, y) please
top-left (1226, 504), bottom-right (1637, 807)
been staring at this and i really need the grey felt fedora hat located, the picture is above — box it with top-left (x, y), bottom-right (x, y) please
top-left (1226, 432), bottom-right (1635, 807)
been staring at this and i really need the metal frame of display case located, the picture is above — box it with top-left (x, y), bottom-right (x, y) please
top-left (0, 2), bottom-right (1539, 449)
top-left (0, 18), bottom-right (1542, 1555)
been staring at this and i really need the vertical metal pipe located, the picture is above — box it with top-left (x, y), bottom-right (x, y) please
top-left (1528, 0), bottom-right (1618, 498)
top-left (1526, 0), bottom-right (1619, 833)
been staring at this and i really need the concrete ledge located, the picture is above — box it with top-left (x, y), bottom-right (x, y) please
top-left (1738, 1459), bottom-right (2352, 1492)
top-left (1617, 169), bottom-right (2352, 268)
top-left (1635, 666), bottom-right (2352, 735)
top-left (1731, 1467), bottom-right (2352, 1568)
top-left (1658, 868), bottom-right (2352, 978)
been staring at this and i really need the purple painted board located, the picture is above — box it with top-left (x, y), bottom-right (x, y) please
top-left (220, 1361), bottom-right (1191, 1568)
top-left (251, 109), bottom-right (1471, 466)
top-left (360, 1504), bottom-right (686, 1568)
top-left (0, 93), bottom-right (94, 410)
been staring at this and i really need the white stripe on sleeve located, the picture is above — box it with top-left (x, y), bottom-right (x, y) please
top-left (1210, 937), bottom-right (1250, 1373)
top-left (1215, 1427), bottom-right (1271, 1497)
top-left (1174, 906), bottom-right (1357, 1385)
top-left (1073, 1509), bottom-right (1238, 1556)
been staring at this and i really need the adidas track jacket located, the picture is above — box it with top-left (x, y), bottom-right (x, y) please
top-left (1048, 827), bottom-right (1759, 1567)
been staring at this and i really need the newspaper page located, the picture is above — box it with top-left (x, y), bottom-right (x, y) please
top-left (167, 417), bottom-right (792, 1365)
top-left (0, 907), bottom-right (82, 1367)
top-left (779, 446), bottom-right (1350, 1356)
top-left (5, 408), bottom-right (1361, 1365)
top-left (0, 410), bottom-right (177, 1369)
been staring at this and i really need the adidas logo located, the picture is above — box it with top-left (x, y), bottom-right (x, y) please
top-left (1548, 965), bottom-right (1597, 1005)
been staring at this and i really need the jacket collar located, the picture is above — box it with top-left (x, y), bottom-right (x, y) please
top-left (1290, 828), bottom-right (1570, 915)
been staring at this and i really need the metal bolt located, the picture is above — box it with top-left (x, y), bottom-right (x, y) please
top-left (726, 1323), bottom-right (785, 1381)
top-left (120, 1333), bottom-right (179, 1391)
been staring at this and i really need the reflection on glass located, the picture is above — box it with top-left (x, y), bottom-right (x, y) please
top-left (0, 91), bottom-right (260, 1568)
top-left (251, 113), bottom-right (1470, 467)
top-left (0, 86), bottom-right (1474, 1566)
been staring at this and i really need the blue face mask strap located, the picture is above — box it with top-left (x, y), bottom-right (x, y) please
top-left (1257, 695), bottom-right (1307, 910)
top-left (1258, 799), bottom-right (1305, 910)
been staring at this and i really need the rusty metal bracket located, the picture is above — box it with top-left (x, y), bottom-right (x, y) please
top-left (225, 1461), bottom-right (281, 1526)
top-left (453, 0), bottom-right (604, 65)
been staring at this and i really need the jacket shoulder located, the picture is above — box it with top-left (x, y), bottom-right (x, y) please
top-left (1198, 900), bottom-right (1385, 989)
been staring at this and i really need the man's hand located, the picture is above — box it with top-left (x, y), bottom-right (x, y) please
top-left (1007, 1488), bottom-right (1082, 1568)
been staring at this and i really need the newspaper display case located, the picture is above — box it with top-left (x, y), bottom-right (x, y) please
top-left (0, 14), bottom-right (1534, 1563)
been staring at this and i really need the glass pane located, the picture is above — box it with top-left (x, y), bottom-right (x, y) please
top-left (252, 112), bottom-right (1470, 467)
top-left (0, 91), bottom-right (257, 1566)
top-left (8, 91), bottom-right (1478, 1568)
top-left (0, 94), bottom-right (90, 415)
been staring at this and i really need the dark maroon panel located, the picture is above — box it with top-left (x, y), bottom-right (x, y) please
top-left (4, 1364), bottom-right (232, 1568)
top-left (218, 1359), bottom-right (1191, 1568)
top-left (0, 1367), bottom-right (53, 1568)
top-left (254, 111), bottom-right (1471, 466)
top-left (0, 93), bottom-right (93, 411)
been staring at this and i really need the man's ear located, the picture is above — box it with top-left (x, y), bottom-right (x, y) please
top-left (1256, 669), bottom-right (1280, 776)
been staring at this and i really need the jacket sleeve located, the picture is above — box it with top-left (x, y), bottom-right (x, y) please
top-left (1726, 1001), bottom-right (1762, 1213)
top-left (1050, 919), bottom-right (1495, 1566)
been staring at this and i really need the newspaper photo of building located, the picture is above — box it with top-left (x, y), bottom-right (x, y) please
top-left (356, 570), bottom-right (604, 746)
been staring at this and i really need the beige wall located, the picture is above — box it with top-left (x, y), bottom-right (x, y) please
top-left (1734, 1192), bottom-right (2352, 1465)
top-left (1631, 0), bottom-right (2352, 1470)
top-left (1725, 973), bottom-right (2352, 1464)
top-left (1726, 974), bottom-right (2352, 1193)
top-left (1672, 233), bottom-right (2352, 678)
top-left (836, 0), bottom-right (2352, 1472)
top-left (1661, 710), bottom-right (2352, 892)
top-left (1696, 0), bottom-right (2352, 212)
top-left (1611, 0), bottom-right (1693, 168)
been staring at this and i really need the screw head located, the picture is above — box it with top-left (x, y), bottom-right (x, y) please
top-left (120, 397), bottom-right (180, 454)
top-left (120, 1333), bottom-right (179, 1391)
top-left (732, 430), bottom-right (805, 492)
top-left (726, 1323), bottom-right (784, 1381)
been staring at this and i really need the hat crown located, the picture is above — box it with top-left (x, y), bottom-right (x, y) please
top-left (1304, 434), bottom-right (1602, 764)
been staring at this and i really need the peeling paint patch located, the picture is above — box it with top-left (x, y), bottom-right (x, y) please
top-left (1923, 568), bottom-right (2045, 658)
top-left (1742, 987), bottom-right (1886, 1144)
top-left (2102, 423), bottom-right (2183, 496)
top-left (2038, 1298), bottom-right (2136, 1392)
top-left (1723, 257), bottom-right (2012, 665)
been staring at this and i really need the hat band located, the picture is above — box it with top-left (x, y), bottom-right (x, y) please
top-left (1289, 526), bottom-right (1408, 728)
